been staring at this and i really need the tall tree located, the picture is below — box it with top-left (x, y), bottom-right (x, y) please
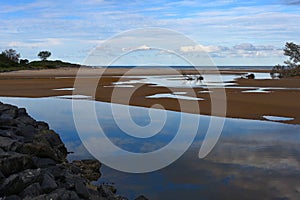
top-left (38, 51), bottom-right (51, 61)
top-left (271, 42), bottom-right (300, 78)
top-left (1, 49), bottom-right (20, 63)
top-left (283, 42), bottom-right (300, 65)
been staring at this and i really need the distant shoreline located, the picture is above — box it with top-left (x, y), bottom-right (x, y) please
top-left (87, 65), bottom-right (274, 70)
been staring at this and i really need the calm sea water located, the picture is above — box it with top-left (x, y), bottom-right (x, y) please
top-left (103, 66), bottom-right (273, 70)
top-left (1, 96), bottom-right (299, 200)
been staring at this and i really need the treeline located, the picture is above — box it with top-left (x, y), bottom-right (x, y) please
top-left (0, 49), bottom-right (79, 72)
top-left (271, 42), bottom-right (300, 78)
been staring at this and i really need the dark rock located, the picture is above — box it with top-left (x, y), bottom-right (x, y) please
top-left (41, 173), bottom-right (57, 193)
top-left (0, 152), bottom-right (34, 176)
top-left (32, 157), bottom-right (57, 168)
top-left (49, 188), bottom-right (80, 200)
top-left (0, 169), bottom-right (41, 195)
top-left (2, 195), bottom-right (21, 200)
top-left (0, 104), bottom-right (16, 113)
top-left (46, 164), bottom-right (67, 180)
top-left (17, 142), bottom-right (65, 162)
top-left (19, 125), bottom-right (36, 142)
top-left (63, 176), bottom-right (76, 189)
top-left (25, 188), bottom-right (80, 200)
top-left (17, 108), bottom-right (27, 116)
top-left (18, 142), bottom-right (54, 158)
top-left (246, 73), bottom-right (255, 79)
top-left (0, 170), bottom-right (5, 182)
top-left (0, 136), bottom-right (22, 151)
top-left (68, 163), bottom-right (81, 175)
top-left (0, 102), bottom-right (136, 200)
top-left (15, 115), bottom-right (36, 127)
top-left (197, 75), bottom-right (204, 81)
top-left (98, 184), bottom-right (116, 198)
top-left (21, 183), bottom-right (42, 198)
top-left (30, 129), bottom-right (68, 161)
top-left (71, 159), bottom-right (101, 181)
top-left (135, 195), bottom-right (149, 200)
top-left (105, 184), bottom-right (117, 194)
top-left (90, 195), bottom-right (108, 200)
top-left (61, 172), bottom-right (87, 191)
top-left (0, 129), bottom-right (20, 139)
top-left (114, 196), bottom-right (130, 200)
top-left (39, 130), bottom-right (64, 147)
top-left (75, 181), bottom-right (90, 199)
top-left (36, 121), bottom-right (49, 130)
top-left (0, 119), bottom-right (16, 128)
top-left (0, 109), bottom-right (18, 120)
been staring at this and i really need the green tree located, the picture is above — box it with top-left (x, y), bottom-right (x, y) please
top-left (20, 59), bottom-right (29, 65)
top-left (1, 49), bottom-right (20, 63)
top-left (271, 42), bottom-right (300, 78)
top-left (283, 42), bottom-right (300, 65)
top-left (38, 51), bottom-right (51, 61)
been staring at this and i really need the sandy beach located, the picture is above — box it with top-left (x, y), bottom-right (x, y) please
top-left (0, 67), bottom-right (299, 124)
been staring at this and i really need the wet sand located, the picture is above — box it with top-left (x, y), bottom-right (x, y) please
top-left (0, 67), bottom-right (299, 124)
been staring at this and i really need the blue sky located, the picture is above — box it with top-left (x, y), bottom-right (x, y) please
top-left (0, 0), bottom-right (300, 66)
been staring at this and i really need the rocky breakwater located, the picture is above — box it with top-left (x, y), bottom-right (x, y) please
top-left (0, 102), bottom-right (147, 200)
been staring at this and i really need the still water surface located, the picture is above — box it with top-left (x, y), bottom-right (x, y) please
top-left (0, 96), bottom-right (299, 200)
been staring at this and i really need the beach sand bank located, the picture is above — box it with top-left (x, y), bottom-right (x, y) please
top-left (0, 67), bottom-right (299, 124)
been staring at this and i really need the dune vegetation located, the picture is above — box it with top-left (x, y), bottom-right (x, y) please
top-left (0, 49), bottom-right (80, 72)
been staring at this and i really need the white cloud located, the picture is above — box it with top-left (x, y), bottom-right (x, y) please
top-left (122, 44), bottom-right (152, 52)
top-left (8, 38), bottom-right (64, 48)
top-left (282, 0), bottom-right (300, 5)
top-left (180, 43), bottom-right (283, 59)
top-left (136, 45), bottom-right (152, 50)
top-left (180, 44), bottom-right (223, 53)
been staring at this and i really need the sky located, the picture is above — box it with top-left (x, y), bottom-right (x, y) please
top-left (0, 0), bottom-right (300, 66)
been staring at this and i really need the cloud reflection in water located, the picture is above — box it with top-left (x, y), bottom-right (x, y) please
top-left (0, 96), bottom-right (299, 199)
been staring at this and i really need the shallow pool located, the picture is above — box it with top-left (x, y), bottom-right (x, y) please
top-left (0, 96), bottom-right (299, 200)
